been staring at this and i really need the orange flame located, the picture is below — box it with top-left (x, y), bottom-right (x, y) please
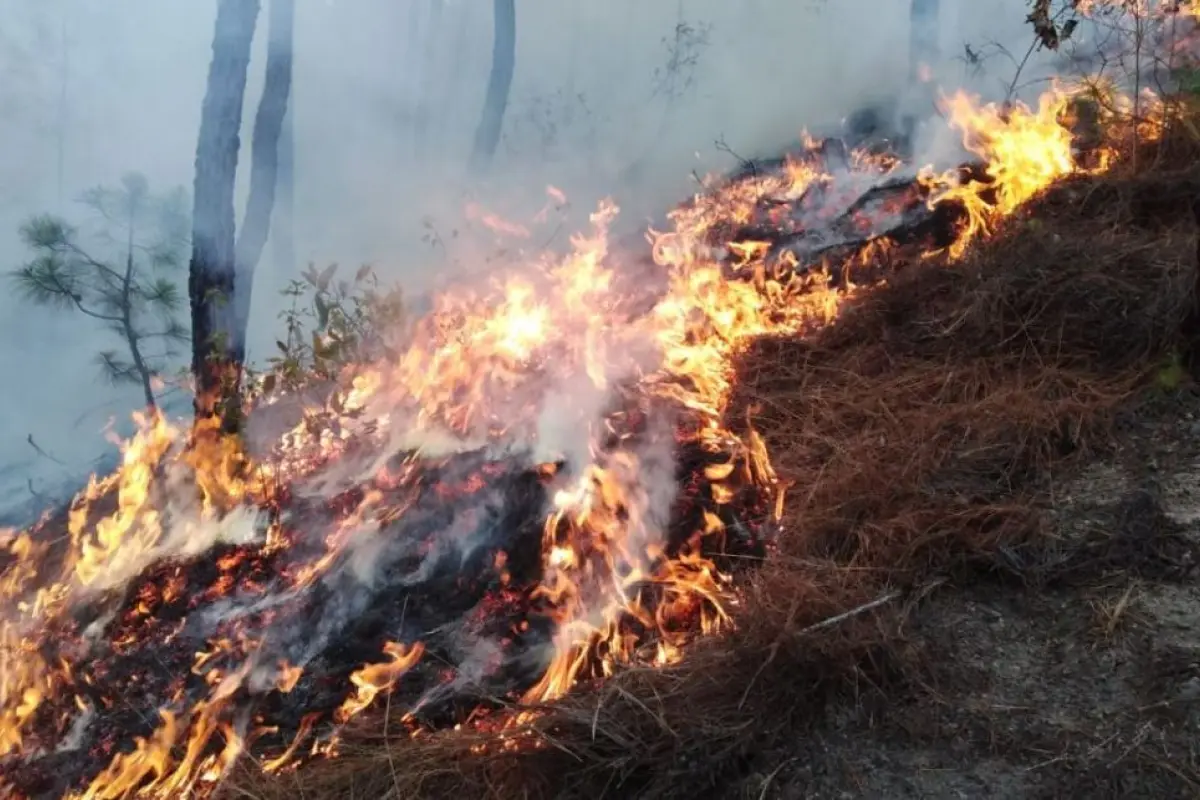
top-left (921, 88), bottom-right (1086, 258)
top-left (335, 641), bottom-right (426, 723)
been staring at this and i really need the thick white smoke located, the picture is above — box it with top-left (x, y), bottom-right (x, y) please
top-left (0, 1), bottom-right (1061, 522)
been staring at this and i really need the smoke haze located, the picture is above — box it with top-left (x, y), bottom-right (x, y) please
top-left (0, 0), bottom-right (1069, 521)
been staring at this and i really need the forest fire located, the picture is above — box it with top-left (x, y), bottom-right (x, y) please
top-left (0, 85), bottom-right (1125, 799)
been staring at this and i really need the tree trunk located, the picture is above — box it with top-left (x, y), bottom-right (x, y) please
top-left (468, 0), bottom-right (516, 174)
top-left (233, 0), bottom-right (294, 361)
top-left (273, 99), bottom-right (294, 278)
top-left (189, 0), bottom-right (260, 420)
top-left (123, 201), bottom-right (157, 412)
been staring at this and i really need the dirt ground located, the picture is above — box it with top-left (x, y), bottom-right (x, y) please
top-left (735, 390), bottom-right (1200, 800)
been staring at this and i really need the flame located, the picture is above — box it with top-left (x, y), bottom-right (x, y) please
top-left (335, 641), bottom-right (425, 722)
top-left (0, 79), bottom-right (1134, 797)
top-left (920, 88), bottom-right (1086, 258)
top-left (464, 201), bottom-right (533, 239)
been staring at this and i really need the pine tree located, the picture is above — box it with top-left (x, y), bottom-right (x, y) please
top-left (13, 173), bottom-right (190, 411)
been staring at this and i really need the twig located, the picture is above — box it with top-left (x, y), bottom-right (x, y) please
top-left (714, 135), bottom-right (755, 179)
top-left (1005, 36), bottom-right (1043, 105)
top-left (757, 758), bottom-right (796, 800)
top-left (26, 433), bottom-right (66, 465)
top-left (738, 589), bottom-right (903, 710)
top-left (793, 589), bottom-right (903, 638)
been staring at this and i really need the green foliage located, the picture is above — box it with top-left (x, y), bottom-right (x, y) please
top-left (257, 263), bottom-right (405, 395)
top-left (1175, 66), bottom-right (1200, 96)
top-left (10, 172), bottom-right (191, 405)
top-left (1154, 350), bottom-right (1187, 392)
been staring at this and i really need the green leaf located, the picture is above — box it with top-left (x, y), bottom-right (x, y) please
top-left (1156, 351), bottom-right (1187, 392)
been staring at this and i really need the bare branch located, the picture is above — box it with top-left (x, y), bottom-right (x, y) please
top-left (25, 434), bottom-right (65, 466)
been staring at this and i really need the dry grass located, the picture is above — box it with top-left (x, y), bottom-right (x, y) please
top-left (223, 151), bottom-right (1200, 800)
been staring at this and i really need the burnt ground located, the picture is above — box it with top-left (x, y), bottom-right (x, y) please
top-left (735, 391), bottom-right (1200, 800)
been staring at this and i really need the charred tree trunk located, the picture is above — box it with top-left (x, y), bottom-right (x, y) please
top-left (189, 0), bottom-right (261, 421)
top-left (468, 0), bottom-right (515, 174)
top-left (233, 0), bottom-right (295, 362)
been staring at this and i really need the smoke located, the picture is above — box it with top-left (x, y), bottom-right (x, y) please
top-left (0, 0), bottom-right (1066, 516)
top-left (75, 464), bottom-right (265, 597)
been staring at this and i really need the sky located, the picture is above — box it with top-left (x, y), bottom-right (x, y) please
top-left (0, 0), bottom-right (1064, 522)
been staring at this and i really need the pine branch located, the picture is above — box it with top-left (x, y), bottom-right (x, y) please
top-left (95, 350), bottom-right (141, 386)
top-left (12, 258), bottom-right (121, 322)
top-left (140, 320), bottom-right (191, 342)
top-left (136, 276), bottom-right (182, 311)
top-left (64, 241), bottom-right (126, 286)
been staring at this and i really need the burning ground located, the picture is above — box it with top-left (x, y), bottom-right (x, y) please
top-left (3, 79), bottom-right (1200, 799)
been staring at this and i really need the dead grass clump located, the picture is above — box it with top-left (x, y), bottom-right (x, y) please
top-left (738, 173), bottom-right (1196, 578)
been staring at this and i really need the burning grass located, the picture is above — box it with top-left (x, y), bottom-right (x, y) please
top-left (5, 76), bottom-right (1200, 799)
top-left (219, 148), bottom-right (1200, 800)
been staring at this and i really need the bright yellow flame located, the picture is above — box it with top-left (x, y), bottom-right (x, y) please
top-left (921, 88), bottom-right (1084, 258)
